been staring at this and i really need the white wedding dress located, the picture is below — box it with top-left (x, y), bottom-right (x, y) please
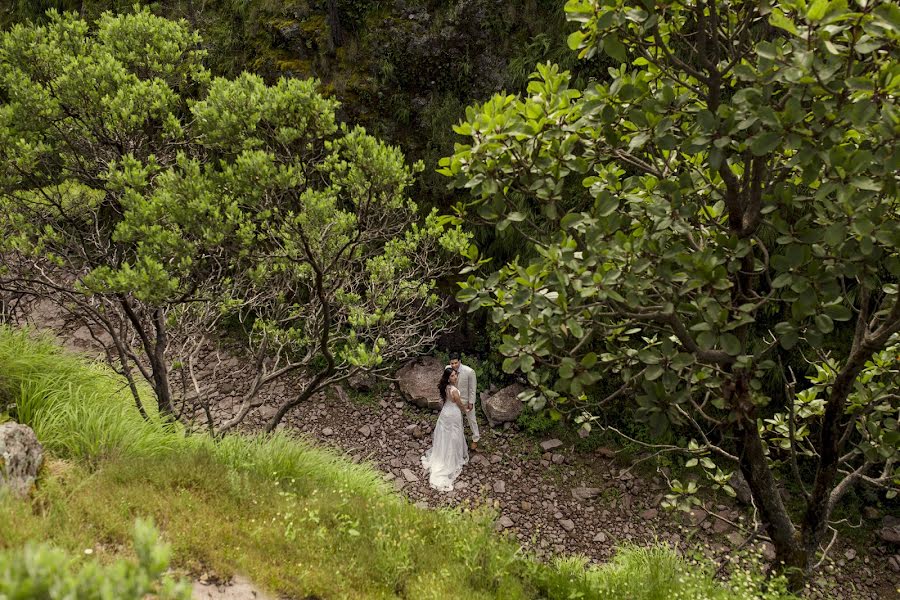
top-left (421, 384), bottom-right (469, 491)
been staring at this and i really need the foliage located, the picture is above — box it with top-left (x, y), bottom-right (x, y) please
top-left (0, 518), bottom-right (190, 600)
top-left (0, 8), bottom-right (467, 430)
top-left (441, 0), bottom-right (900, 585)
top-left (0, 327), bottom-right (799, 600)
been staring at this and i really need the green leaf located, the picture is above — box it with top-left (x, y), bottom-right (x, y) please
top-left (603, 34), bottom-right (627, 63)
top-left (721, 334), bottom-right (741, 356)
top-left (645, 364), bottom-right (664, 381)
top-left (806, 0), bottom-right (830, 22)
top-left (749, 131), bottom-right (781, 156)
top-left (815, 314), bottom-right (834, 334)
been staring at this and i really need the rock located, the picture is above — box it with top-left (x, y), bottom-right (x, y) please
top-left (493, 480), bottom-right (506, 494)
top-left (760, 542), bottom-right (777, 562)
top-left (685, 507), bottom-right (708, 527)
top-left (888, 555), bottom-right (900, 573)
top-left (551, 453), bottom-right (565, 465)
top-left (571, 487), bottom-right (602, 501)
top-left (521, 501), bottom-right (532, 511)
top-left (862, 506), bottom-right (881, 520)
top-left (593, 532), bottom-right (607, 543)
top-left (412, 426), bottom-right (426, 440)
top-left (727, 532), bottom-right (744, 546)
top-left (844, 548), bottom-right (857, 561)
top-left (540, 439), bottom-right (563, 452)
top-left (358, 425), bottom-right (372, 438)
top-left (497, 516), bottom-right (515, 529)
top-left (322, 427), bottom-right (334, 436)
top-left (482, 383), bottom-right (526, 425)
top-left (712, 515), bottom-right (732, 534)
top-left (0, 423), bottom-right (43, 498)
top-left (878, 522), bottom-right (900, 545)
top-left (597, 447), bottom-right (616, 459)
top-left (640, 508), bottom-right (658, 520)
top-left (348, 371), bottom-right (377, 392)
top-left (490, 453), bottom-right (502, 464)
top-left (401, 468), bottom-right (419, 483)
top-left (559, 519), bottom-right (576, 532)
top-left (729, 471), bottom-right (753, 505)
top-left (395, 356), bottom-right (445, 410)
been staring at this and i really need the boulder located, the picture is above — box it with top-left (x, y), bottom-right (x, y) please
top-left (483, 383), bottom-right (526, 425)
top-left (0, 422), bottom-right (43, 498)
top-left (395, 357), bottom-right (445, 410)
top-left (878, 516), bottom-right (900, 545)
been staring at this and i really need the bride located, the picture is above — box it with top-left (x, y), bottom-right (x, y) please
top-left (421, 366), bottom-right (469, 491)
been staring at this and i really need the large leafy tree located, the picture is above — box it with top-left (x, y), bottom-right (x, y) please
top-left (0, 8), bottom-right (468, 429)
top-left (441, 0), bottom-right (899, 586)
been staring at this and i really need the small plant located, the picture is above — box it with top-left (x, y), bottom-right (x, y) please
top-left (0, 518), bottom-right (190, 599)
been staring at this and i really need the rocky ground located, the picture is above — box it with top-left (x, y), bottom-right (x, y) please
top-left (15, 306), bottom-right (900, 599)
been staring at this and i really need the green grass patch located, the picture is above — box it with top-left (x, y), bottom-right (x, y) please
top-left (0, 327), bottom-right (796, 599)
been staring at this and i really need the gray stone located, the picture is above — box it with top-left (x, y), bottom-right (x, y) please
top-left (358, 425), bottom-right (372, 437)
top-left (712, 515), bottom-right (732, 534)
top-left (639, 508), bottom-right (658, 520)
top-left (760, 542), bottom-right (777, 562)
top-left (844, 548), bottom-right (857, 561)
top-left (348, 371), bottom-right (377, 392)
top-left (862, 506), bottom-right (881, 520)
top-left (521, 501), bottom-right (532, 511)
top-left (540, 439), bottom-right (563, 451)
top-left (498, 516), bottom-right (515, 529)
top-left (483, 383), bottom-right (526, 425)
top-left (593, 531), bottom-right (607, 543)
top-left (401, 468), bottom-right (419, 483)
top-left (551, 453), bottom-right (565, 465)
top-left (490, 453), bottom-right (502, 464)
top-left (395, 357), bottom-right (445, 410)
top-left (322, 427), bottom-right (334, 436)
top-left (559, 519), bottom-right (576, 532)
top-left (878, 524), bottom-right (900, 545)
top-left (597, 447), bottom-right (616, 459)
top-left (888, 555), bottom-right (900, 573)
top-left (571, 487), bottom-right (602, 501)
top-left (0, 423), bottom-right (43, 498)
top-left (685, 507), bottom-right (708, 527)
top-left (729, 471), bottom-right (753, 505)
top-left (727, 532), bottom-right (745, 546)
top-left (493, 480), bottom-right (506, 494)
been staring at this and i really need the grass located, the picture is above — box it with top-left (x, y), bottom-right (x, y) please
top-left (0, 326), bottom-right (796, 599)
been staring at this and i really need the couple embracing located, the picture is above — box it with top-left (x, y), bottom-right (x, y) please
top-left (421, 353), bottom-right (479, 492)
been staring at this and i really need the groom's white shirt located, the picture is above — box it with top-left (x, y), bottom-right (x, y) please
top-left (450, 362), bottom-right (480, 442)
top-left (456, 363), bottom-right (476, 407)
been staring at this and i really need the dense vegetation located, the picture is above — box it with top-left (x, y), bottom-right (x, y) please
top-left (443, 0), bottom-right (899, 587)
top-left (0, 0), bottom-right (897, 596)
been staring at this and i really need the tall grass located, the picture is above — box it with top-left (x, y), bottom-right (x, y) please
top-left (0, 327), bottom-right (180, 462)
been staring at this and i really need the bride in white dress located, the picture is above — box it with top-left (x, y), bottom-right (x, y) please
top-left (421, 367), bottom-right (469, 491)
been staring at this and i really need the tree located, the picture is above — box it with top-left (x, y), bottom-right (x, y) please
top-left (0, 8), bottom-right (469, 430)
top-left (440, 0), bottom-right (899, 587)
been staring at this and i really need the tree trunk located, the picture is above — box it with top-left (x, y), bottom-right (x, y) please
top-left (150, 309), bottom-right (174, 416)
top-left (732, 374), bottom-right (808, 590)
top-left (265, 369), bottom-right (330, 433)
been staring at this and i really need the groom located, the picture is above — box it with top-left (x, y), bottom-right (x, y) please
top-left (449, 353), bottom-right (480, 451)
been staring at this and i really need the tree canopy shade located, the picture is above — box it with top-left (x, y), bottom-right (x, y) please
top-left (440, 0), bottom-right (900, 587)
top-left (0, 8), bottom-right (469, 431)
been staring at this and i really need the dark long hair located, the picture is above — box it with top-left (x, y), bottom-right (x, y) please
top-left (438, 367), bottom-right (454, 401)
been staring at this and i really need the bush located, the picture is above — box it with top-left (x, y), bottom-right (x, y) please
top-left (0, 518), bottom-right (189, 600)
